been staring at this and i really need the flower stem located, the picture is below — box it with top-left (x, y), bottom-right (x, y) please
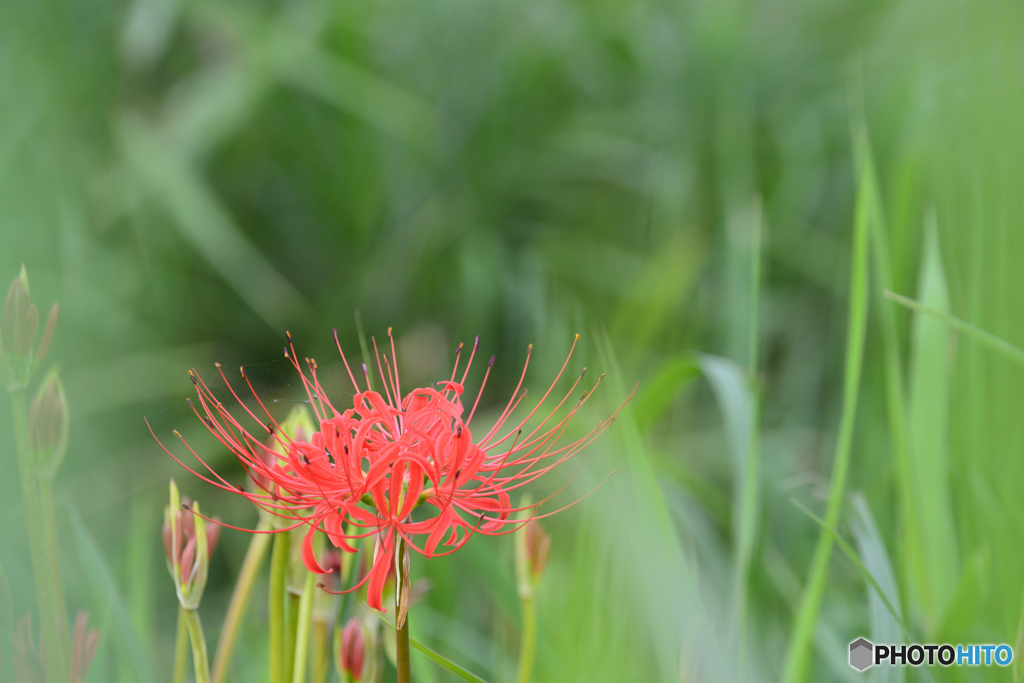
top-left (291, 572), bottom-right (316, 683)
top-left (211, 518), bottom-right (272, 683)
top-left (173, 607), bottom-right (189, 683)
top-left (184, 608), bottom-right (211, 683)
top-left (396, 538), bottom-right (411, 683)
top-left (515, 596), bottom-right (536, 683)
top-left (38, 478), bottom-right (68, 647)
top-left (269, 531), bottom-right (290, 683)
top-left (284, 592), bottom-right (300, 680)
top-left (9, 388), bottom-right (68, 683)
top-left (311, 619), bottom-right (330, 683)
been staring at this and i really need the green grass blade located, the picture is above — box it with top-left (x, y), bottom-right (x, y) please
top-left (782, 137), bottom-right (872, 683)
top-left (789, 498), bottom-right (908, 639)
top-left (377, 614), bottom-right (489, 683)
top-left (848, 495), bottom-right (905, 683)
top-left (697, 353), bottom-right (759, 639)
top-left (903, 218), bottom-right (959, 630)
top-left (883, 290), bottom-right (1024, 368)
top-left (64, 496), bottom-right (157, 683)
top-left (632, 353), bottom-right (699, 433)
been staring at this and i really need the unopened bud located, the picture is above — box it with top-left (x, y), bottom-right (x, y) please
top-left (163, 479), bottom-right (219, 609)
top-left (0, 266), bottom-right (59, 390)
top-left (335, 618), bottom-right (366, 682)
top-left (30, 370), bottom-right (69, 479)
top-left (515, 517), bottom-right (551, 599)
top-left (524, 520), bottom-right (551, 579)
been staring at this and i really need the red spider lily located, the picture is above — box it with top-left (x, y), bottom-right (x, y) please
top-left (151, 330), bottom-right (630, 611)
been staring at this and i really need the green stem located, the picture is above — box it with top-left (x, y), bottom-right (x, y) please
top-left (38, 478), bottom-right (68, 647)
top-left (212, 519), bottom-right (272, 683)
top-left (292, 572), bottom-right (316, 683)
top-left (284, 592), bottom-right (300, 680)
top-left (311, 619), bottom-right (330, 683)
top-left (0, 561), bottom-right (16, 683)
top-left (269, 531), bottom-right (291, 683)
top-left (10, 389), bottom-right (68, 683)
top-left (396, 538), bottom-right (411, 683)
top-left (515, 596), bottom-right (536, 683)
top-left (184, 608), bottom-right (211, 683)
top-left (172, 607), bottom-right (189, 683)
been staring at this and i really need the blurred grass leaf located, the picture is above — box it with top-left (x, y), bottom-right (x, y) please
top-left (790, 498), bottom-right (908, 638)
top-left (633, 352), bottom-right (699, 433)
top-left (849, 494), bottom-right (904, 683)
top-left (117, 114), bottom-right (311, 331)
top-left (884, 290), bottom-right (1024, 368)
top-left (783, 135), bottom-right (872, 683)
top-left (905, 217), bottom-right (959, 629)
top-left (65, 495), bottom-right (157, 683)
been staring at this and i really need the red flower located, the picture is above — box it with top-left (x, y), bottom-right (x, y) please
top-left (151, 330), bottom-right (628, 611)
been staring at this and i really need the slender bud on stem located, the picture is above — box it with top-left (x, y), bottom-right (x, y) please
top-left (30, 370), bottom-right (70, 479)
top-left (163, 480), bottom-right (220, 609)
top-left (1, 266), bottom-right (57, 390)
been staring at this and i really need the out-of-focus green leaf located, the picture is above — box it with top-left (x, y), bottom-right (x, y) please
top-left (633, 353), bottom-right (699, 433)
top-left (884, 290), bottom-right (1024, 368)
top-left (65, 496), bottom-right (157, 683)
top-left (849, 494), bottom-right (904, 683)
top-left (117, 114), bottom-right (311, 331)
top-left (905, 219), bottom-right (959, 630)
top-left (783, 137), bottom-right (872, 683)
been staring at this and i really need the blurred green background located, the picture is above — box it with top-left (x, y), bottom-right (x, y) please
top-left (3, 0), bottom-right (1024, 680)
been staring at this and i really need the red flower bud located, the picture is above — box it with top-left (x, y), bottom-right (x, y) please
top-left (524, 520), bottom-right (551, 579)
top-left (338, 618), bottom-right (365, 681)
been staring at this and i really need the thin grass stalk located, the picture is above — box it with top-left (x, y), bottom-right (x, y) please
top-left (781, 154), bottom-right (872, 683)
top-left (184, 608), bottom-right (211, 683)
top-left (311, 619), bottom-right (330, 683)
top-left (212, 518), bottom-right (273, 683)
top-left (270, 531), bottom-right (291, 683)
top-left (732, 195), bottom-right (764, 666)
top-left (856, 128), bottom-right (916, 631)
top-left (515, 595), bottom-right (536, 683)
top-left (292, 572), bottom-right (316, 683)
top-left (10, 389), bottom-right (68, 683)
top-left (173, 606), bottom-right (189, 683)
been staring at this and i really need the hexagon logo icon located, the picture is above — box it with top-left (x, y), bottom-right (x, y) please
top-left (849, 638), bottom-right (874, 671)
